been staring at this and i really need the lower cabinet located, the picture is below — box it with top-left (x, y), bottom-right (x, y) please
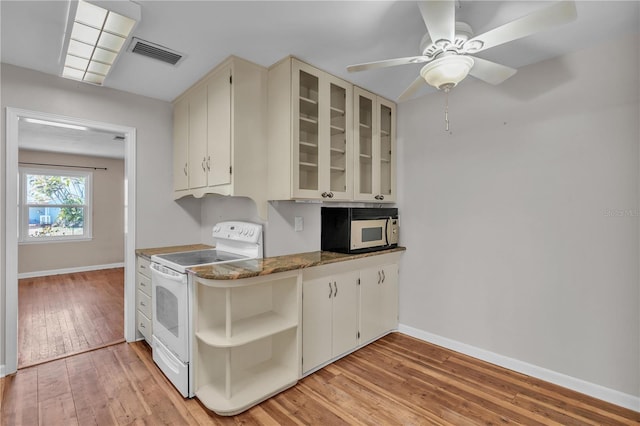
top-left (302, 254), bottom-right (400, 375)
top-left (359, 263), bottom-right (398, 344)
top-left (192, 271), bottom-right (301, 416)
top-left (136, 255), bottom-right (153, 344)
top-left (302, 271), bottom-right (359, 373)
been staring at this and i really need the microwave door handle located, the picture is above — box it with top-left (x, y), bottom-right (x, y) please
top-left (385, 217), bottom-right (391, 246)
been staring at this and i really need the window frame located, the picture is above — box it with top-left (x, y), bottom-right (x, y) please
top-left (19, 167), bottom-right (93, 244)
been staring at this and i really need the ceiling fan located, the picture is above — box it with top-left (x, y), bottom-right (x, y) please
top-left (347, 0), bottom-right (578, 103)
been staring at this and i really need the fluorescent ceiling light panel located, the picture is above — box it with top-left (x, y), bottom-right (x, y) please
top-left (61, 0), bottom-right (138, 86)
top-left (23, 118), bottom-right (89, 131)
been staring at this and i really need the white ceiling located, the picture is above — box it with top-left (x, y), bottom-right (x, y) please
top-left (2, 1), bottom-right (639, 157)
top-left (18, 120), bottom-right (125, 159)
top-left (2, 1), bottom-right (639, 103)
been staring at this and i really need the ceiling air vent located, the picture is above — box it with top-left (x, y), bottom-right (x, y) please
top-left (128, 37), bottom-right (184, 66)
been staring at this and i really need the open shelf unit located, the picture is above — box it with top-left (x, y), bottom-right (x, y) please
top-left (193, 271), bottom-right (301, 415)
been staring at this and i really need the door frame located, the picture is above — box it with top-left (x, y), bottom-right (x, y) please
top-left (3, 107), bottom-right (137, 375)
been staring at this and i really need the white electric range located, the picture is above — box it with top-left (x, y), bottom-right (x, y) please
top-left (149, 221), bottom-right (263, 397)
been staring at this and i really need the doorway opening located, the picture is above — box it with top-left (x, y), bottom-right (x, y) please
top-left (4, 108), bottom-right (137, 375)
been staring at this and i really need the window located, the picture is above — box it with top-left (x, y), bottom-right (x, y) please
top-left (19, 168), bottom-right (92, 243)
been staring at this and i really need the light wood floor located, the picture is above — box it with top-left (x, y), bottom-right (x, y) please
top-left (18, 268), bottom-right (125, 368)
top-left (2, 333), bottom-right (637, 425)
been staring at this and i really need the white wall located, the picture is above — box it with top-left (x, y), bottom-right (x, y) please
top-left (18, 150), bottom-right (125, 274)
top-left (1, 64), bottom-right (202, 367)
top-left (199, 196), bottom-right (321, 257)
top-left (397, 31), bottom-right (639, 399)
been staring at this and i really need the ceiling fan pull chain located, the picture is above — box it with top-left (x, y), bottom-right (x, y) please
top-left (444, 88), bottom-right (450, 132)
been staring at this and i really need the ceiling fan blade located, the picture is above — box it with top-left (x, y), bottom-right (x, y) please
top-left (418, 0), bottom-right (456, 43)
top-left (468, 57), bottom-right (517, 85)
top-left (397, 76), bottom-right (427, 102)
top-left (347, 56), bottom-right (430, 73)
top-left (464, 0), bottom-right (577, 54)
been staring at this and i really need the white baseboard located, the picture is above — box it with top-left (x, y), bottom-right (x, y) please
top-left (18, 262), bottom-right (125, 279)
top-left (398, 324), bottom-right (640, 412)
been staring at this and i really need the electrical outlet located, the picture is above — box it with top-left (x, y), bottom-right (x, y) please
top-left (294, 216), bottom-right (303, 232)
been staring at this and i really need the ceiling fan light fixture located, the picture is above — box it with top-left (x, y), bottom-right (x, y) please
top-left (420, 56), bottom-right (474, 90)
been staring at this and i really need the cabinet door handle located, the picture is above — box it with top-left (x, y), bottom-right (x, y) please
top-left (333, 281), bottom-right (338, 298)
top-left (183, 163), bottom-right (188, 176)
top-left (328, 192), bottom-right (334, 198)
top-left (207, 156), bottom-right (211, 171)
top-left (329, 282), bottom-right (332, 298)
top-left (375, 194), bottom-right (385, 201)
top-left (377, 271), bottom-right (381, 284)
top-left (381, 270), bottom-right (385, 283)
top-left (140, 282), bottom-right (146, 287)
top-left (201, 157), bottom-right (207, 172)
top-left (139, 323), bottom-right (145, 329)
top-left (321, 192), bottom-right (329, 198)
top-left (140, 301), bottom-right (146, 307)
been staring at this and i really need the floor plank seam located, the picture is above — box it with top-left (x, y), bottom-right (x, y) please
top-left (18, 338), bottom-right (126, 370)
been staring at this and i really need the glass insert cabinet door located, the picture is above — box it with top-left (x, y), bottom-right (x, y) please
top-left (378, 100), bottom-right (394, 200)
top-left (292, 60), bottom-right (352, 200)
top-left (296, 69), bottom-right (319, 193)
top-left (354, 87), bottom-right (396, 202)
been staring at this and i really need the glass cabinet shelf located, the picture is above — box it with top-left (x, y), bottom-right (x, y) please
top-left (330, 124), bottom-right (345, 134)
top-left (330, 106), bottom-right (345, 115)
top-left (299, 141), bottom-right (318, 149)
top-left (299, 96), bottom-right (317, 105)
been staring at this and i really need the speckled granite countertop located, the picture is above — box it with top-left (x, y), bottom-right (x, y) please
top-left (135, 244), bottom-right (213, 260)
top-left (188, 247), bottom-right (406, 280)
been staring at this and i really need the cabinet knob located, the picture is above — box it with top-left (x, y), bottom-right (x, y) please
top-left (328, 192), bottom-right (334, 198)
top-left (140, 301), bottom-right (146, 307)
top-left (375, 194), bottom-right (385, 201)
top-left (321, 192), bottom-right (329, 198)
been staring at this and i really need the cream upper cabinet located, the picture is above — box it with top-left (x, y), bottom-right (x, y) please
top-left (353, 87), bottom-right (397, 202)
top-left (188, 88), bottom-right (208, 189)
top-left (173, 98), bottom-right (189, 192)
top-left (268, 57), bottom-right (353, 201)
top-left (207, 65), bottom-right (232, 188)
top-left (172, 56), bottom-right (268, 218)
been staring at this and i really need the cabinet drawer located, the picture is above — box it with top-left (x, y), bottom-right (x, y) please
top-left (137, 290), bottom-right (152, 318)
top-left (137, 256), bottom-right (151, 277)
top-left (137, 273), bottom-right (151, 297)
top-left (137, 310), bottom-right (152, 342)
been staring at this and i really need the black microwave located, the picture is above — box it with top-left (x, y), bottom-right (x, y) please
top-left (321, 207), bottom-right (399, 254)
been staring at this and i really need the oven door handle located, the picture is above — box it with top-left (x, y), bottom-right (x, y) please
top-left (150, 262), bottom-right (184, 282)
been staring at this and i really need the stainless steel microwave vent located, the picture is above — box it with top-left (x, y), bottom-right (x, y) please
top-left (128, 38), bottom-right (184, 66)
